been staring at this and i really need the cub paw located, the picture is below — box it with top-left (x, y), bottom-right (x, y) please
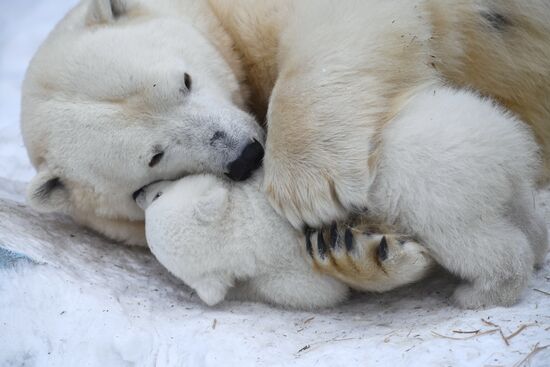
top-left (305, 222), bottom-right (434, 292)
top-left (192, 275), bottom-right (231, 306)
top-left (452, 278), bottom-right (526, 309)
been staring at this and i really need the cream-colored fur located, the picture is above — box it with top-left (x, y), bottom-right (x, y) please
top-left (21, 0), bottom-right (550, 307)
top-left (371, 86), bottom-right (546, 307)
top-left (135, 172), bottom-right (434, 308)
top-left (257, 0), bottom-right (550, 307)
top-left (22, 0), bottom-right (264, 245)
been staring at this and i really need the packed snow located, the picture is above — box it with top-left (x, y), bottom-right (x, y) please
top-left (0, 2), bottom-right (549, 366)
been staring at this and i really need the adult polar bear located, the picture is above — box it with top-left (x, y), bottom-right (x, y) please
top-left (22, 0), bottom-right (549, 307)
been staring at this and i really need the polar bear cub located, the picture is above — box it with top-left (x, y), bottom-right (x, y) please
top-left (135, 172), bottom-right (434, 308)
top-left (368, 86), bottom-right (549, 308)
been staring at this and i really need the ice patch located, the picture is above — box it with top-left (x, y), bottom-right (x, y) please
top-left (0, 246), bottom-right (36, 268)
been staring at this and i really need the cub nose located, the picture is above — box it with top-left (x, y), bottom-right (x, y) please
top-left (226, 139), bottom-right (264, 181)
top-left (132, 188), bottom-right (144, 201)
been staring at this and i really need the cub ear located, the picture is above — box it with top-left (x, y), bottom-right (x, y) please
top-left (193, 186), bottom-right (229, 224)
top-left (86, 0), bottom-right (126, 24)
top-left (26, 167), bottom-right (69, 213)
top-left (193, 276), bottom-right (231, 306)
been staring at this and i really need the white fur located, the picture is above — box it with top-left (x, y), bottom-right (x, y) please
top-left (22, 0), bottom-right (263, 245)
top-left (21, 0), bottom-right (550, 308)
top-left (367, 86), bottom-right (548, 307)
top-left (20, 0), bottom-right (436, 306)
top-left (137, 171), bottom-right (437, 308)
top-left (260, 1), bottom-right (549, 307)
top-left (263, 0), bottom-right (432, 229)
top-left (136, 173), bottom-right (349, 309)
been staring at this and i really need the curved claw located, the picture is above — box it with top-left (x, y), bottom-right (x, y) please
top-left (329, 222), bottom-right (338, 249)
top-left (303, 222), bottom-right (433, 292)
top-left (317, 231), bottom-right (328, 258)
top-left (344, 228), bottom-right (354, 251)
top-left (304, 226), bottom-right (314, 256)
top-left (378, 236), bottom-right (388, 261)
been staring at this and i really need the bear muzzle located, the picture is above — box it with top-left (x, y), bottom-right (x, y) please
top-left (225, 139), bottom-right (264, 181)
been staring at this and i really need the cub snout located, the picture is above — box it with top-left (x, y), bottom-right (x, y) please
top-left (225, 139), bottom-right (265, 181)
top-left (134, 181), bottom-right (172, 210)
top-left (134, 186), bottom-right (155, 211)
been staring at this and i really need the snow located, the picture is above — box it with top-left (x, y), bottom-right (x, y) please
top-left (1, 0), bottom-right (81, 183)
top-left (0, 2), bottom-right (549, 367)
top-left (1, 192), bottom-right (550, 367)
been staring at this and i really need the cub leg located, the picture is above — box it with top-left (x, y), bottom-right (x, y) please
top-left (447, 221), bottom-right (534, 308)
top-left (508, 188), bottom-right (549, 268)
top-left (229, 270), bottom-right (349, 310)
top-left (305, 222), bottom-right (435, 292)
top-left (372, 85), bottom-right (541, 308)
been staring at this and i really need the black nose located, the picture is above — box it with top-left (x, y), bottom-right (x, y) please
top-left (132, 188), bottom-right (144, 201)
top-left (226, 140), bottom-right (264, 181)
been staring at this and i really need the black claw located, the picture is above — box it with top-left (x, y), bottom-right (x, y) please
top-left (344, 228), bottom-right (354, 251)
top-left (351, 206), bottom-right (369, 215)
top-left (329, 222), bottom-right (338, 248)
top-left (317, 231), bottom-right (328, 258)
top-left (305, 231), bottom-right (314, 257)
top-left (378, 236), bottom-right (388, 261)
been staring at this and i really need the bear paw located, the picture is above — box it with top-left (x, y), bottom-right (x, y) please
top-left (305, 223), bottom-right (434, 292)
top-left (263, 163), bottom-right (370, 229)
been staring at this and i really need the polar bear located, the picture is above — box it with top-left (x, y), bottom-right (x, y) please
top-left (257, 0), bottom-right (550, 307)
top-left (134, 172), bottom-right (434, 308)
top-left (22, 0), bottom-right (267, 246)
top-left (134, 87), bottom-right (548, 309)
top-left (21, 0), bottom-right (550, 307)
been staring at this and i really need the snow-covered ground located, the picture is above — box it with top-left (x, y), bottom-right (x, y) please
top-left (0, 2), bottom-right (549, 366)
top-left (0, 0), bottom-right (80, 183)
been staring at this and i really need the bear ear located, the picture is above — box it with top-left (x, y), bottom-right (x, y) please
top-left (86, 0), bottom-right (126, 25)
top-left (26, 167), bottom-right (69, 213)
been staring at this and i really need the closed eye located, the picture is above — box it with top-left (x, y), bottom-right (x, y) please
top-left (180, 73), bottom-right (192, 94)
top-left (149, 151), bottom-right (164, 167)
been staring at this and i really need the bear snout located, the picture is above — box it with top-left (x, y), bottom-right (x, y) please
top-left (225, 139), bottom-right (264, 181)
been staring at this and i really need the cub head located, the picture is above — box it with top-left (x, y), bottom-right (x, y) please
top-left (21, 0), bottom-right (264, 245)
top-left (134, 175), bottom-right (235, 306)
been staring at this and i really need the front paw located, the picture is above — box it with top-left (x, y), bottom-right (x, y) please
top-left (263, 161), bottom-right (369, 229)
top-left (305, 223), bottom-right (434, 292)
